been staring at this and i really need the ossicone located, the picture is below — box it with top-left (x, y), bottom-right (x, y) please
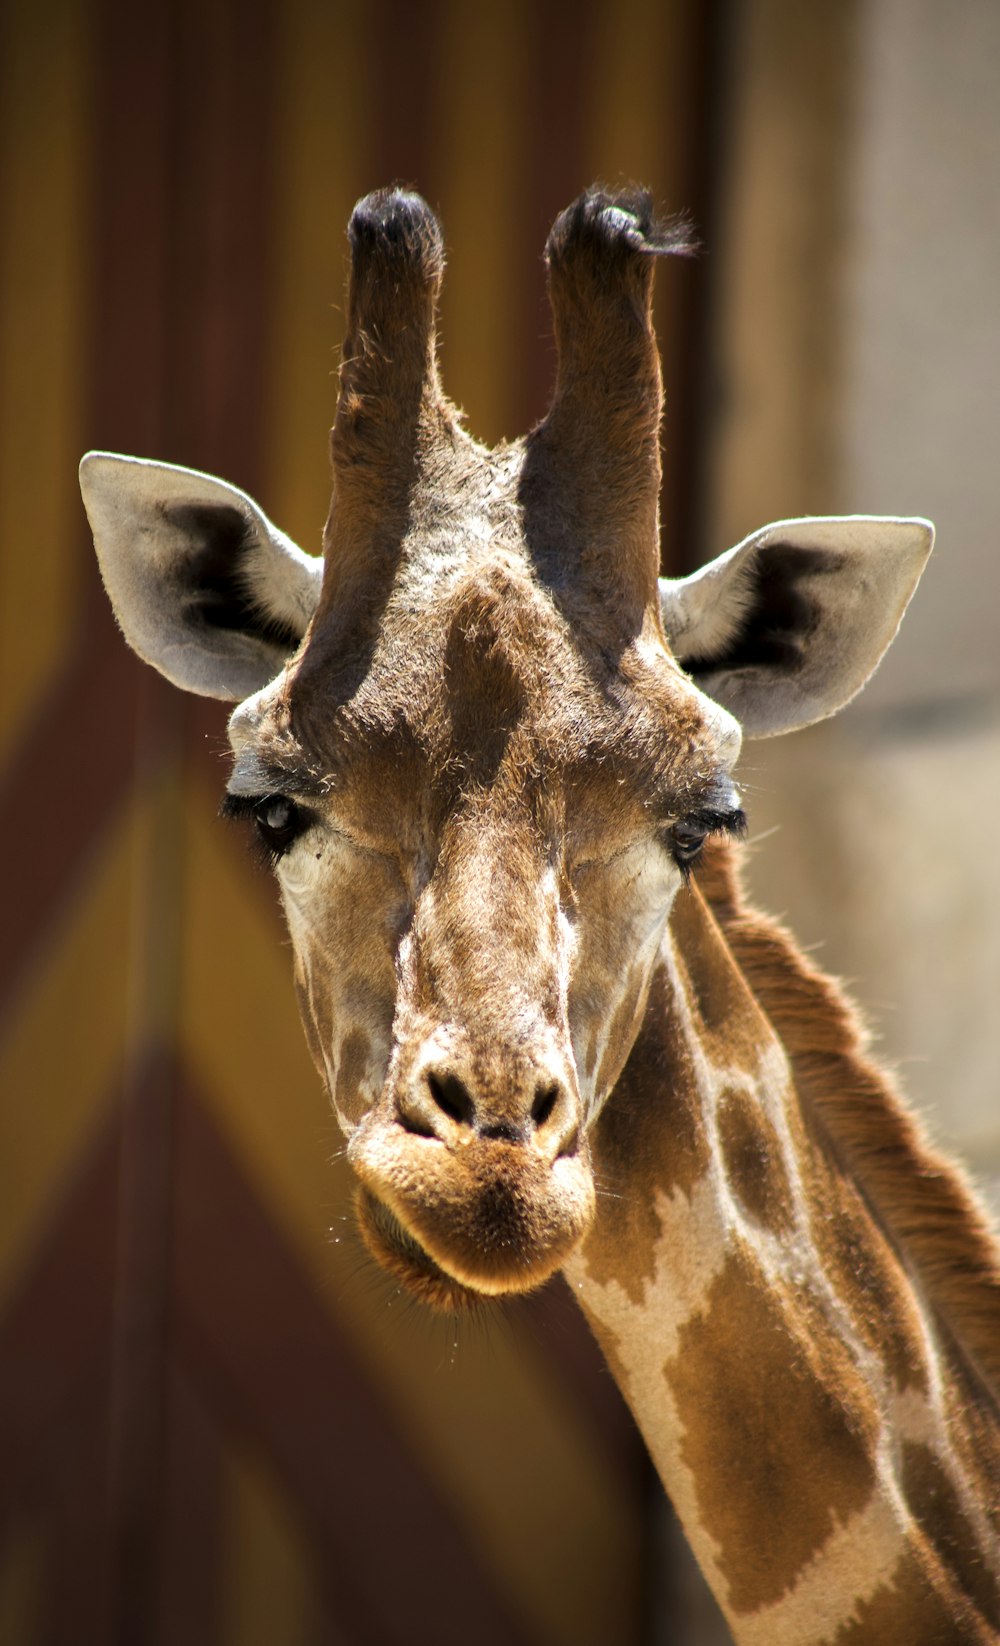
top-left (522, 186), bottom-right (697, 626)
top-left (324, 188), bottom-right (455, 589)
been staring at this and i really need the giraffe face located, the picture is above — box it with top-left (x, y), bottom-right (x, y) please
top-left (84, 187), bottom-right (930, 1315)
top-left (225, 558), bottom-right (743, 1309)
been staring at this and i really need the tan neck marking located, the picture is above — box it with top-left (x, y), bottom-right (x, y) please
top-left (566, 846), bottom-right (1000, 1643)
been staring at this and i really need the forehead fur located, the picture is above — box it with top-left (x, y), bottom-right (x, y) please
top-left (272, 526), bottom-right (727, 825)
top-left (267, 182), bottom-right (722, 819)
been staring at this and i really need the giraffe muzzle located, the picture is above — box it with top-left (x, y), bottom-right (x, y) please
top-left (347, 1047), bottom-right (595, 1308)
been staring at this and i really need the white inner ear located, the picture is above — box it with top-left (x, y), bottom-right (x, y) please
top-left (80, 451), bottom-right (323, 701)
top-left (659, 540), bottom-right (761, 663)
top-left (240, 518), bottom-right (323, 641)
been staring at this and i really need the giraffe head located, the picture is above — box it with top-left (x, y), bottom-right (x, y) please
top-left (81, 187), bottom-right (931, 1310)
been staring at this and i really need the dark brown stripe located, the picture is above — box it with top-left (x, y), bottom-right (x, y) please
top-left (171, 1068), bottom-right (544, 1646)
top-left (84, 0), bottom-right (173, 455)
top-left (162, 0), bottom-right (276, 487)
top-left (157, 1367), bottom-right (224, 1646)
top-left (83, 0), bottom-right (277, 486)
top-left (107, 1042), bottom-right (178, 1646)
top-left (1, 0), bottom-right (179, 1017)
top-left (362, 0), bottom-right (446, 200)
top-left (83, 18), bottom-right (184, 1616)
top-left (0, 1112), bottom-right (119, 1507)
top-left (40, 1374), bottom-right (115, 1646)
top-left (83, 2), bottom-right (282, 1641)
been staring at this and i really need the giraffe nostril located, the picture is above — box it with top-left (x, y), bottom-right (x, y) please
top-left (426, 1070), bottom-right (476, 1128)
top-left (407, 1065), bottom-right (575, 1154)
top-left (531, 1082), bottom-right (560, 1130)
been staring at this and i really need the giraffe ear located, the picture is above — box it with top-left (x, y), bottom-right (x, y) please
top-left (80, 452), bottom-right (323, 701)
top-left (659, 516), bottom-right (933, 737)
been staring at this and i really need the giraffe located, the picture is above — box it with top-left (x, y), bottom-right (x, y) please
top-left (80, 186), bottom-right (1000, 1643)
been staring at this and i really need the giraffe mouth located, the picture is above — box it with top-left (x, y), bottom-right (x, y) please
top-left (355, 1188), bottom-right (488, 1313)
top-left (353, 1152), bottom-right (593, 1313)
top-left (348, 1115), bottom-right (596, 1311)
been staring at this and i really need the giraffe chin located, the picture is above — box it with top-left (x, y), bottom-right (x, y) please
top-left (353, 1180), bottom-right (592, 1315)
top-left (355, 1188), bottom-right (492, 1313)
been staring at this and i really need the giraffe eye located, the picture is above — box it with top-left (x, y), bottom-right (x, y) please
top-left (668, 821), bottom-right (708, 867)
top-left (220, 789), bottom-right (315, 868)
top-left (254, 794), bottom-right (306, 857)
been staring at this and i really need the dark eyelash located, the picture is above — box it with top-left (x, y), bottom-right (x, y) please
top-left (667, 806), bottom-right (747, 879)
top-left (219, 792), bottom-right (262, 823)
top-left (692, 806), bottom-right (747, 839)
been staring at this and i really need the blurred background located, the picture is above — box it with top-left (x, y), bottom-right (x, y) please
top-left (1, 1), bottom-right (998, 1642)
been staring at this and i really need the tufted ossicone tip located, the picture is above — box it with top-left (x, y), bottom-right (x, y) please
top-left (521, 186), bottom-right (697, 627)
top-left (545, 184), bottom-right (696, 273)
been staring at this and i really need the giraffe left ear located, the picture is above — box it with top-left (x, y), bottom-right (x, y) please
top-left (659, 516), bottom-right (933, 737)
top-left (80, 452), bottom-right (322, 701)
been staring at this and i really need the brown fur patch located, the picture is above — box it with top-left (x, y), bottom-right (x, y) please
top-left (335, 1028), bottom-right (372, 1127)
top-left (583, 964), bottom-right (712, 1306)
top-left (716, 1083), bottom-right (794, 1234)
top-left (901, 1442), bottom-right (1000, 1630)
top-left (441, 574), bottom-right (533, 790)
top-left (665, 1246), bottom-right (877, 1615)
top-left (697, 838), bottom-right (1000, 1413)
top-left (818, 1182), bottom-right (930, 1396)
top-left (830, 1549), bottom-right (993, 1644)
top-left (948, 1384), bottom-right (1000, 1544)
top-left (670, 884), bottom-right (770, 1077)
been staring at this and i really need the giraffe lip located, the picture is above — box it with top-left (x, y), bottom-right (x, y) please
top-left (354, 1187), bottom-right (488, 1313)
top-left (349, 1124), bottom-right (596, 1308)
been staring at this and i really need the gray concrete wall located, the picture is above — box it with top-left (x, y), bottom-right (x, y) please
top-left (707, 0), bottom-right (1000, 1218)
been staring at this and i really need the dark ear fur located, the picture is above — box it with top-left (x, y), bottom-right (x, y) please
top-left (80, 453), bottom-right (322, 701)
top-left (659, 516), bottom-right (933, 736)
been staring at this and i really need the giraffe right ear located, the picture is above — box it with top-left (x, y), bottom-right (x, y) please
top-left (659, 515), bottom-right (933, 737)
top-left (80, 452), bottom-right (322, 701)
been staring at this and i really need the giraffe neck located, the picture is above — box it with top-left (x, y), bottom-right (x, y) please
top-left (563, 858), bottom-right (1000, 1645)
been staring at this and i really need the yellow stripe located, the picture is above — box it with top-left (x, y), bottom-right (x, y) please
top-left (221, 1437), bottom-right (317, 1646)
top-left (586, 0), bottom-right (680, 190)
top-left (430, 0), bottom-right (532, 445)
top-left (0, 0), bottom-right (93, 764)
top-left (0, 797), bottom-right (134, 1306)
top-left (179, 785), bottom-right (643, 1645)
